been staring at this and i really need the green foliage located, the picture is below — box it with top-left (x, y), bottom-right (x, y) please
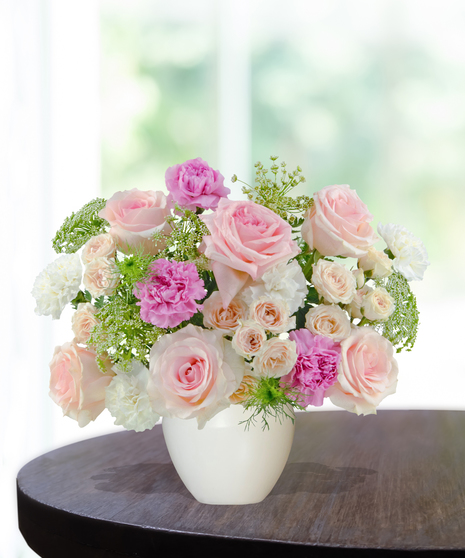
top-left (235, 156), bottom-right (313, 225)
top-left (295, 248), bottom-right (323, 282)
top-left (52, 198), bottom-right (108, 254)
top-left (88, 296), bottom-right (164, 372)
top-left (116, 252), bottom-right (155, 292)
top-left (153, 206), bottom-right (210, 266)
top-left (374, 272), bottom-right (420, 352)
top-left (70, 290), bottom-right (92, 309)
top-left (201, 270), bottom-right (218, 302)
top-left (240, 377), bottom-right (305, 431)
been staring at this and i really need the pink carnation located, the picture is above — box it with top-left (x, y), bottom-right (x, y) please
top-left (134, 259), bottom-right (206, 329)
top-left (165, 158), bottom-right (230, 211)
top-left (280, 329), bottom-right (341, 407)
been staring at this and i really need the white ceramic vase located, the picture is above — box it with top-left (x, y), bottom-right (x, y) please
top-left (162, 404), bottom-right (295, 505)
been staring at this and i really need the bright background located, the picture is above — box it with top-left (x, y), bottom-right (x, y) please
top-left (2, 1), bottom-right (465, 556)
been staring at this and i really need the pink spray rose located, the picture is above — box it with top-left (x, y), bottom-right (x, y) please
top-left (165, 157), bottom-right (230, 211)
top-left (134, 259), bottom-right (206, 329)
top-left (49, 342), bottom-right (114, 427)
top-left (83, 257), bottom-right (120, 298)
top-left (280, 329), bottom-right (341, 407)
top-left (326, 326), bottom-right (398, 415)
top-left (200, 199), bottom-right (300, 307)
top-left (71, 302), bottom-right (100, 345)
top-left (301, 184), bottom-right (378, 258)
top-left (99, 189), bottom-right (171, 256)
top-left (147, 324), bottom-right (247, 428)
top-left (202, 291), bottom-right (247, 333)
top-left (81, 233), bottom-right (116, 264)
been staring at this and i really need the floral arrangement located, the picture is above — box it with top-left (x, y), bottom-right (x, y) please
top-left (32, 156), bottom-right (429, 431)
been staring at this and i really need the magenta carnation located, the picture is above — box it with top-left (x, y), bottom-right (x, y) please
top-left (134, 259), bottom-right (206, 329)
top-left (165, 158), bottom-right (230, 211)
top-left (280, 329), bottom-right (341, 407)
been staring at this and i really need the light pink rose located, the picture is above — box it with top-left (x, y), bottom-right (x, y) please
top-left (302, 184), bottom-right (378, 258)
top-left (252, 337), bottom-right (298, 378)
top-left (147, 324), bottom-right (247, 428)
top-left (49, 342), bottom-right (114, 427)
top-left (349, 285), bottom-right (373, 319)
top-left (232, 320), bottom-right (267, 358)
top-left (229, 375), bottom-right (258, 404)
top-left (362, 287), bottom-right (395, 322)
top-left (312, 259), bottom-right (356, 304)
top-left (305, 304), bottom-right (351, 342)
top-left (200, 199), bottom-right (300, 308)
top-left (99, 189), bottom-right (171, 256)
top-left (81, 233), bottom-right (116, 264)
top-left (248, 297), bottom-right (295, 333)
top-left (358, 247), bottom-right (393, 279)
top-left (353, 268), bottom-right (365, 289)
top-left (83, 257), bottom-right (120, 298)
top-left (71, 303), bottom-right (100, 345)
top-left (327, 326), bottom-right (398, 415)
top-left (203, 291), bottom-right (247, 333)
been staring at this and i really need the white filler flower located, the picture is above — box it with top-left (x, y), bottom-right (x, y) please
top-left (378, 223), bottom-right (429, 281)
top-left (105, 361), bottom-right (160, 432)
top-left (32, 253), bottom-right (82, 319)
top-left (241, 260), bottom-right (307, 315)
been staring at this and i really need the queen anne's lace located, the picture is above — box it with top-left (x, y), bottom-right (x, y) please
top-left (374, 272), bottom-right (419, 352)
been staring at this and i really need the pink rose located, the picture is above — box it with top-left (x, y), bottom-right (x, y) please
top-left (71, 302), bottom-right (100, 345)
top-left (327, 326), bottom-right (398, 415)
top-left (81, 233), bottom-right (116, 264)
top-left (200, 199), bottom-right (300, 307)
top-left (302, 184), bottom-right (378, 258)
top-left (99, 189), bottom-right (171, 255)
top-left (165, 158), bottom-right (230, 211)
top-left (202, 291), bottom-right (247, 333)
top-left (49, 342), bottom-right (114, 427)
top-left (147, 324), bottom-right (247, 428)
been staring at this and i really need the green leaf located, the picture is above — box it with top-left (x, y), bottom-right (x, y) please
top-left (70, 290), bottom-right (87, 309)
top-left (306, 287), bottom-right (319, 305)
top-left (295, 304), bottom-right (310, 329)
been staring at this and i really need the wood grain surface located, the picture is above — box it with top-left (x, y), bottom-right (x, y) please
top-left (17, 410), bottom-right (465, 557)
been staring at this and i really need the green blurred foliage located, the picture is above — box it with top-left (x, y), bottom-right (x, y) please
top-left (101, 0), bottom-right (465, 281)
top-left (100, 2), bottom-right (217, 196)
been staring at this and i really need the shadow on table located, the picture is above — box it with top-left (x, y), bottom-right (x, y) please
top-left (270, 462), bottom-right (377, 495)
top-left (91, 462), bottom-right (376, 498)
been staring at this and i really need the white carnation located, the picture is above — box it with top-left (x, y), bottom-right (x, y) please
top-left (32, 253), bottom-right (82, 319)
top-left (105, 361), bottom-right (160, 432)
top-left (377, 223), bottom-right (429, 281)
top-left (241, 260), bottom-right (307, 314)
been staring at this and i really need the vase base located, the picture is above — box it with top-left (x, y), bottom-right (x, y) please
top-left (162, 405), bottom-right (295, 506)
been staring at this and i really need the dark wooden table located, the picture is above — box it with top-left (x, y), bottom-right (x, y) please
top-left (17, 410), bottom-right (465, 557)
